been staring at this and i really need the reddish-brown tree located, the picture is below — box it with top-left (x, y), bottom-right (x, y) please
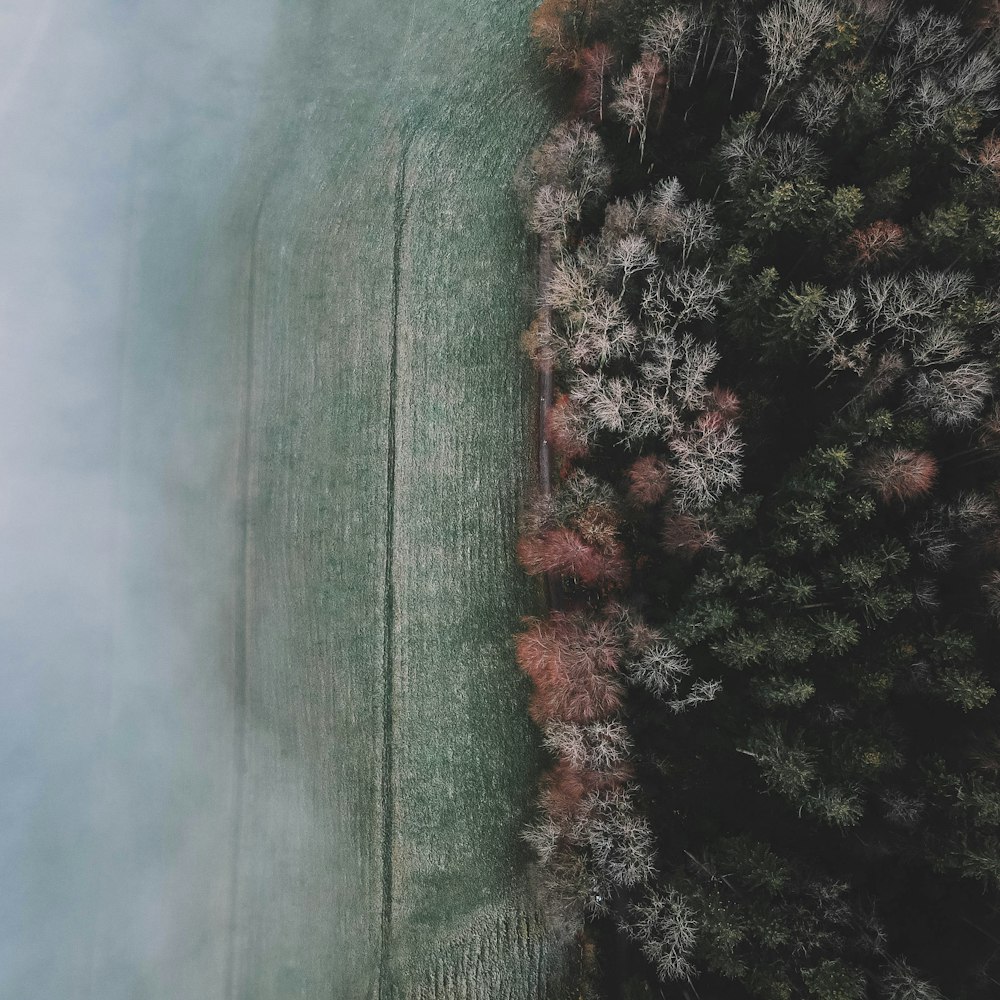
top-left (515, 612), bottom-right (624, 723)
top-left (539, 758), bottom-right (631, 821)
top-left (859, 448), bottom-right (938, 503)
top-left (707, 385), bottom-right (742, 423)
top-left (849, 220), bottom-right (906, 263)
top-left (521, 316), bottom-right (559, 372)
top-left (973, 0), bottom-right (1000, 35)
top-left (979, 133), bottom-right (1000, 175)
top-left (661, 512), bottom-right (720, 557)
top-left (547, 392), bottom-right (591, 463)
top-left (574, 43), bottom-right (616, 121)
top-left (695, 410), bottom-right (728, 435)
top-left (540, 760), bottom-right (593, 819)
top-left (530, 0), bottom-right (595, 70)
top-left (518, 526), bottom-right (630, 587)
top-left (626, 455), bottom-right (671, 506)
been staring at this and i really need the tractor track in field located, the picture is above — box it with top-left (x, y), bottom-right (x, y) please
top-left (378, 132), bottom-right (411, 1000)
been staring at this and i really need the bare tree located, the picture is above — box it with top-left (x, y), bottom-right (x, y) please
top-left (669, 419), bottom-right (744, 510)
top-left (982, 569), bottom-right (1000, 624)
top-left (530, 184), bottom-right (582, 246)
top-left (580, 788), bottom-right (658, 887)
top-left (949, 49), bottom-right (1000, 115)
top-left (796, 76), bottom-right (847, 133)
top-left (641, 330), bottom-right (721, 407)
top-left (545, 254), bottom-right (591, 317)
top-left (641, 6), bottom-right (696, 75)
top-left (880, 958), bottom-right (945, 1000)
top-left (908, 363), bottom-right (993, 428)
top-left (623, 888), bottom-right (698, 982)
top-left (642, 266), bottom-right (729, 334)
top-left (601, 193), bottom-right (649, 241)
top-left (813, 286), bottom-right (870, 376)
top-left (626, 454), bottom-right (672, 506)
top-left (662, 511), bottom-right (721, 556)
top-left (718, 129), bottom-right (768, 186)
top-left (859, 448), bottom-right (938, 503)
top-left (907, 76), bottom-right (953, 135)
top-left (890, 9), bottom-right (964, 80)
top-left (521, 813), bottom-right (562, 865)
top-left (570, 371), bottom-right (634, 436)
top-left (862, 270), bottom-right (972, 344)
top-left (976, 133), bottom-right (1000, 178)
top-left (668, 677), bottom-right (722, 713)
top-left (546, 392), bottom-right (592, 462)
top-left (566, 288), bottom-right (639, 367)
top-left (881, 789), bottom-right (926, 827)
top-left (643, 176), bottom-right (685, 241)
top-left (850, 220), bottom-right (906, 264)
top-left (650, 197), bottom-right (719, 263)
top-left (758, 0), bottom-right (837, 101)
top-left (530, 120), bottom-right (612, 203)
top-left (625, 640), bottom-right (692, 697)
top-left (574, 42), bottom-right (616, 121)
top-left (608, 233), bottom-right (658, 298)
top-left (911, 325), bottom-right (969, 368)
top-left (543, 719), bottom-right (633, 774)
top-left (723, 6), bottom-right (750, 99)
top-left (765, 132), bottom-right (827, 181)
top-left (515, 612), bottom-right (625, 725)
top-left (611, 51), bottom-right (667, 162)
top-left (623, 382), bottom-right (682, 443)
top-left (910, 510), bottom-right (957, 570)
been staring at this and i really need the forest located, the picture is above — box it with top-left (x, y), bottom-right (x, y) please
top-left (514, 1), bottom-right (1000, 997)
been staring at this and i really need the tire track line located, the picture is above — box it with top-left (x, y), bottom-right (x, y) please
top-left (379, 132), bottom-right (410, 1000)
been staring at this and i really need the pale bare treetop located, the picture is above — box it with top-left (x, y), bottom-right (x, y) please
top-left (758, 0), bottom-right (837, 99)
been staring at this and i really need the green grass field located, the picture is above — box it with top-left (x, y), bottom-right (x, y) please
top-left (105, 1), bottom-right (574, 996)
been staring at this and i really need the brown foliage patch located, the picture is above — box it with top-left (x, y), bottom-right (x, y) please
top-left (530, 0), bottom-right (595, 69)
top-left (515, 613), bottom-right (624, 724)
top-left (849, 220), bottom-right (906, 264)
top-left (518, 526), bottom-right (630, 588)
top-left (539, 759), bottom-right (630, 821)
top-left (860, 448), bottom-right (938, 504)
top-left (707, 385), bottom-right (742, 423)
top-left (626, 455), bottom-right (671, 506)
top-left (547, 392), bottom-right (591, 463)
top-left (979, 133), bottom-right (1000, 175)
top-left (662, 512), bottom-right (720, 557)
top-left (574, 43), bottom-right (616, 121)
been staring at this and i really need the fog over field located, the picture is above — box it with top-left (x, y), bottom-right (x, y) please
top-left (0, 1), bottom-right (569, 997)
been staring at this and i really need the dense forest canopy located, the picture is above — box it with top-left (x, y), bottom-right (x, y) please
top-left (514, 2), bottom-right (1000, 998)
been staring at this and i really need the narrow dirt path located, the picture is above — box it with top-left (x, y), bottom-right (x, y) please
top-left (536, 236), bottom-right (566, 613)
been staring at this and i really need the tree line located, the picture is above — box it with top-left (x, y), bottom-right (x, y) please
top-left (515, 1), bottom-right (1000, 998)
